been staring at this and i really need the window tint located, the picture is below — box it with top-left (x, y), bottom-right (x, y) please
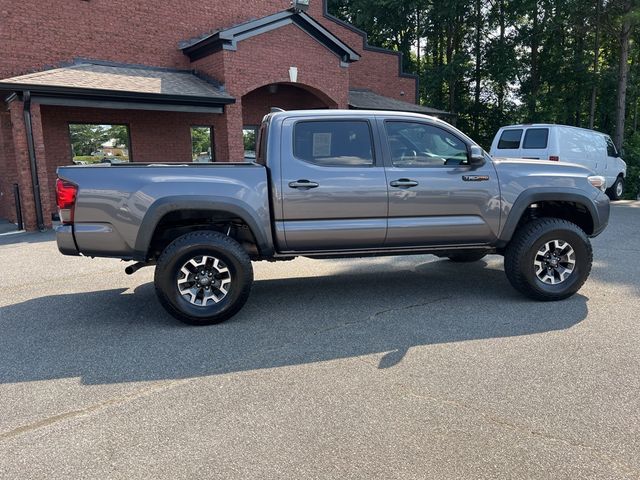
top-left (385, 122), bottom-right (468, 167)
top-left (606, 137), bottom-right (618, 157)
top-left (523, 128), bottom-right (549, 149)
top-left (497, 129), bottom-right (523, 149)
top-left (294, 121), bottom-right (374, 167)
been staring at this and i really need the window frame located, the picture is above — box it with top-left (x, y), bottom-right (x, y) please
top-left (382, 120), bottom-right (472, 169)
top-left (67, 121), bottom-right (133, 163)
top-left (497, 129), bottom-right (524, 150)
top-left (291, 119), bottom-right (377, 168)
top-left (522, 128), bottom-right (549, 150)
top-left (190, 125), bottom-right (215, 163)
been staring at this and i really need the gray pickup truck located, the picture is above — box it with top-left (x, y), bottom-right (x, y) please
top-left (56, 110), bottom-right (610, 325)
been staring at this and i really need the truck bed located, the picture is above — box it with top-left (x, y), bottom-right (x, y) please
top-left (56, 162), bottom-right (271, 260)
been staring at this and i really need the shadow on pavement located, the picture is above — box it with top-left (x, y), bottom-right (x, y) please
top-left (0, 230), bottom-right (56, 247)
top-left (0, 259), bottom-right (589, 385)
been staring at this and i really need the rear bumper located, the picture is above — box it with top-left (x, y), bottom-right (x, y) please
top-left (55, 224), bottom-right (79, 255)
top-left (591, 191), bottom-right (611, 237)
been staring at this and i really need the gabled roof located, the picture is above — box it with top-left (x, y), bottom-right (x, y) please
top-left (349, 89), bottom-right (454, 117)
top-left (181, 9), bottom-right (360, 63)
top-left (0, 61), bottom-right (234, 113)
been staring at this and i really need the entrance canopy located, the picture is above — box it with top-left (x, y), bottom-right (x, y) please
top-left (0, 61), bottom-right (235, 113)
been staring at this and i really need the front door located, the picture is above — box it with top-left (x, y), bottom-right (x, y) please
top-left (279, 117), bottom-right (388, 251)
top-left (380, 119), bottom-right (501, 247)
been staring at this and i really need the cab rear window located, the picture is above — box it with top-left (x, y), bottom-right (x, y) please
top-left (523, 128), bottom-right (549, 149)
top-left (497, 129), bottom-right (523, 149)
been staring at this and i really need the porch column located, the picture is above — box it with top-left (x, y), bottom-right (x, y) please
top-left (221, 101), bottom-right (245, 162)
top-left (8, 98), bottom-right (52, 230)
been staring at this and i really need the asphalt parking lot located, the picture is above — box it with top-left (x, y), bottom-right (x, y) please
top-left (0, 202), bottom-right (639, 479)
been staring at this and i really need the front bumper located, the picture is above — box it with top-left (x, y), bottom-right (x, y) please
top-left (55, 224), bottom-right (79, 256)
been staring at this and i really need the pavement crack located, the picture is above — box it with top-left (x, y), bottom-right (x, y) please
top-left (407, 391), bottom-right (640, 477)
top-left (0, 379), bottom-right (190, 442)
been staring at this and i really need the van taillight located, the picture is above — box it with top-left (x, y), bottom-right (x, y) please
top-left (549, 155), bottom-right (560, 162)
top-left (56, 178), bottom-right (77, 224)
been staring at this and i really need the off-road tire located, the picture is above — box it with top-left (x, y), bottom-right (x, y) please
top-left (154, 231), bottom-right (253, 326)
top-left (504, 218), bottom-right (592, 301)
top-left (447, 252), bottom-right (487, 263)
top-left (606, 176), bottom-right (624, 201)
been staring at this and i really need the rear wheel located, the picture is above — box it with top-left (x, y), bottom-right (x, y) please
top-left (607, 176), bottom-right (624, 201)
top-left (154, 231), bottom-right (253, 326)
top-left (504, 218), bottom-right (592, 301)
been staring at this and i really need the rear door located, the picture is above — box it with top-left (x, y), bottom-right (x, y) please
top-left (278, 116), bottom-right (388, 251)
top-left (380, 118), bottom-right (501, 247)
top-left (520, 127), bottom-right (550, 160)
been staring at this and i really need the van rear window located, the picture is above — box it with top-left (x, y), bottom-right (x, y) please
top-left (523, 128), bottom-right (549, 149)
top-left (497, 129), bottom-right (523, 149)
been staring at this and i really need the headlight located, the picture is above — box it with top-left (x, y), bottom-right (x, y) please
top-left (588, 175), bottom-right (606, 192)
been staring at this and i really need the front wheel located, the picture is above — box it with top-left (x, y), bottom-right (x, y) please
top-left (504, 218), bottom-right (592, 301)
top-left (154, 231), bottom-right (253, 326)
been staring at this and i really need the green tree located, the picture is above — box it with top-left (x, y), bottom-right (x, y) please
top-left (69, 124), bottom-right (109, 157)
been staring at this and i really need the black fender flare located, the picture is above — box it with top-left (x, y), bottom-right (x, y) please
top-left (498, 188), bottom-right (600, 244)
top-left (133, 196), bottom-right (274, 260)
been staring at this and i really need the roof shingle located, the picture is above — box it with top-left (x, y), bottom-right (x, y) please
top-left (0, 62), bottom-right (232, 101)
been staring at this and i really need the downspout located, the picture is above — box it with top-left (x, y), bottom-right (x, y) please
top-left (22, 91), bottom-right (46, 231)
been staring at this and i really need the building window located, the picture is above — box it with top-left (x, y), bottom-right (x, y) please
top-left (243, 126), bottom-right (258, 160)
top-left (68, 124), bottom-right (131, 164)
top-left (191, 126), bottom-right (215, 163)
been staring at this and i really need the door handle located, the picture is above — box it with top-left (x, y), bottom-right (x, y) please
top-left (289, 180), bottom-right (319, 190)
top-left (390, 179), bottom-right (419, 188)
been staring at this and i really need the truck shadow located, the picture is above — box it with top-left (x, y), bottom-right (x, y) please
top-left (0, 259), bottom-right (589, 385)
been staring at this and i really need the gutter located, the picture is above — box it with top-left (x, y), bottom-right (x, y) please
top-left (22, 91), bottom-right (46, 231)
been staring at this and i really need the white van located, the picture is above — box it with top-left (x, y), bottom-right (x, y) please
top-left (490, 124), bottom-right (627, 200)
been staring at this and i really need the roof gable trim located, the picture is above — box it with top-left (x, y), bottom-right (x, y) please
top-left (182, 10), bottom-right (360, 63)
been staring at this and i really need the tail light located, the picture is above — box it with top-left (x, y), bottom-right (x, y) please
top-left (549, 155), bottom-right (560, 162)
top-left (56, 178), bottom-right (78, 224)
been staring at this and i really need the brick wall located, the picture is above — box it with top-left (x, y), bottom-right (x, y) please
top-left (0, 112), bottom-right (17, 223)
top-left (0, 0), bottom-right (291, 78)
top-left (38, 105), bottom-right (230, 221)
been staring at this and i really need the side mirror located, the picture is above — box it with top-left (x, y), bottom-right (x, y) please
top-left (469, 145), bottom-right (486, 166)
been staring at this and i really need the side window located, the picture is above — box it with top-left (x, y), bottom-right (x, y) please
top-left (191, 126), bottom-right (214, 163)
top-left (68, 123), bottom-right (131, 164)
top-left (498, 129), bottom-right (523, 149)
top-left (606, 137), bottom-right (618, 157)
top-left (385, 122), bottom-right (468, 167)
top-left (243, 126), bottom-right (258, 160)
top-left (293, 121), bottom-right (374, 167)
top-left (522, 128), bottom-right (549, 149)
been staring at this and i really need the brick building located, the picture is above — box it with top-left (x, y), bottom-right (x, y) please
top-left (0, 0), bottom-right (448, 230)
